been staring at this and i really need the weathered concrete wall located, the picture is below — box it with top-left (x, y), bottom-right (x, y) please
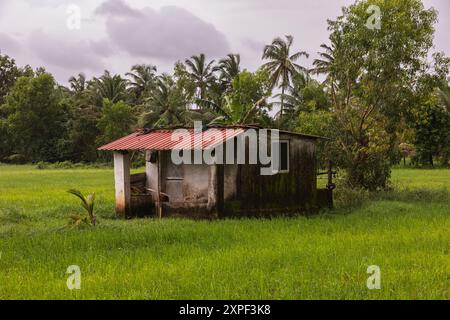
top-left (146, 151), bottom-right (209, 204)
top-left (145, 151), bottom-right (213, 218)
top-left (182, 165), bottom-right (209, 203)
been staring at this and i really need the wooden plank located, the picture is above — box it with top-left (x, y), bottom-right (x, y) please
top-left (130, 173), bottom-right (146, 184)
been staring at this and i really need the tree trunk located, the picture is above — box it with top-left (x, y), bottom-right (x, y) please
top-left (280, 86), bottom-right (285, 127)
top-left (330, 78), bottom-right (337, 109)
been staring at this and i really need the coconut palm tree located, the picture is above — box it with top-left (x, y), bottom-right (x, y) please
top-left (262, 35), bottom-right (308, 124)
top-left (66, 73), bottom-right (97, 109)
top-left (138, 74), bottom-right (191, 128)
top-left (67, 189), bottom-right (97, 226)
top-left (201, 72), bottom-right (270, 126)
top-left (126, 64), bottom-right (157, 104)
top-left (185, 54), bottom-right (216, 103)
top-left (204, 96), bottom-right (267, 126)
top-left (312, 43), bottom-right (337, 107)
top-left (273, 72), bottom-right (310, 117)
top-left (216, 54), bottom-right (241, 90)
top-left (91, 70), bottom-right (128, 106)
top-left (68, 73), bottom-right (87, 94)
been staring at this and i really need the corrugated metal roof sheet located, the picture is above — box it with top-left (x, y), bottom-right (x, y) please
top-left (98, 128), bottom-right (247, 151)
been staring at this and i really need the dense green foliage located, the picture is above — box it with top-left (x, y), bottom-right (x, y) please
top-left (96, 99), bottom-right (135, 146)
top-left (312, 0), bottom-right (449, 189)
top-left (1, 73), bottom-right (66, 161)
top-left (0, 165), bottom-right (448, 299)
top-left (411, 94), bottom-right (450, 165)
top-left (0, 0), bottom-right (449, 190)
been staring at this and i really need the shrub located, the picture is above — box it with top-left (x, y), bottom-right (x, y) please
top-left (334, 187), bottom-right (369, 210)
top-left (5, 154), bottom-right (27, 164)
top-left (36, 161), bottom-right (49, 169)
top-left (67, 189), bottom-right (97, 227)
top-left (36, 161), bottom-right (112, 170)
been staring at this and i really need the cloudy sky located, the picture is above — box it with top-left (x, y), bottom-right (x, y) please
top-left (0, 0), bottom-right (448, 84)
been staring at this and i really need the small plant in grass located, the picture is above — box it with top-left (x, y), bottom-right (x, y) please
top-left (67, 189), bottom-right (97, 227)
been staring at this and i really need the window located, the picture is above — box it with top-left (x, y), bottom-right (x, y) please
top-left (273, 140), bottom-right (289, 173)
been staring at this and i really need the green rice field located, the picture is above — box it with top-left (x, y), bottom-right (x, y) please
top-left (0, 165), bottom-right (449, 299)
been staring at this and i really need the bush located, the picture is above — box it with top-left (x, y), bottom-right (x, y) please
top-left (36, 161), bottom-right (48, 169)
top-left (4, 154), bottom-right (27, 164)
top-left (36, 161), bottom-right (112, 170)
top-left (334, 187), bottom-right (369, 210)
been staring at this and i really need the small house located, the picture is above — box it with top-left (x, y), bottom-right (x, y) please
top-left (98, 125), bottom-right (334, 219)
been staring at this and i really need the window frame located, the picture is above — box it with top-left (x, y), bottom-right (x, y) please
top-left (272, 139), bottom-right (290, 174)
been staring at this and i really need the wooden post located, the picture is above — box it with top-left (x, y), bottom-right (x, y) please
top-left (208, 164), bottom-right (224, 218)
top-left (156, 151), bottom-right (162, 219)
top-left (217, 164), bottom-right (224, 216)
top-left (145, 150), bottom-right (162, 218)
top-left (114, 151), bottom-right (131, 218)
top-left (327, 160), bottom-right (333, 189)
top-left (326, 160), bottom-right (334, 209)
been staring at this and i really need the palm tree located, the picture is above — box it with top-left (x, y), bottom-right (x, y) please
top-left (312, 43), bottom-right (337, 107)
top-left (91, 70), bottom-right (128, 106)
top-left (185, 54), bottom-right (216, 103)
top-left (273, 72), bottom-right (310, 117)
top-left (200, 72), bottom-right (270, 126)
top-left (67, 189), bottom-right (96, 226)
top-left (262, 35), bottom-right (308, 124)
top-left (139, 74), bottom-right (190, 128)
top-left (67, 73), bottom-right (95, 108)
top-left (203, 96), bottom-right (267, 126)
top-left (126, 64), bottom-right (157, 104)
top-left (216, 54), bottom-right (241, 89)
top-left (68, 73), bottom-right (87, 94)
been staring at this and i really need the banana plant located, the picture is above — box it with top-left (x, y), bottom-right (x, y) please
top-left (67, 189), bottom-right (97, 226)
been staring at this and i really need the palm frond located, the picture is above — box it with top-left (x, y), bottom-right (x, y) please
top-left (67, 189), bottom-right (97, 226)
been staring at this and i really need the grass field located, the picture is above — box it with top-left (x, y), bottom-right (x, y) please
top-left (0, 165), bottom-right (449, 300)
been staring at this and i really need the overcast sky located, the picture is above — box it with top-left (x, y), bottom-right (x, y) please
top-left (0, 0), bottom-right (448, 84)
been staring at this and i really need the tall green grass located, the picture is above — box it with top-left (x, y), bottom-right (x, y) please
top-left (0, 166), bottom-right (449, 299)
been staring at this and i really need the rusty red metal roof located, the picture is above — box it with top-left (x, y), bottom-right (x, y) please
top-left (98, 127), bottom-right (247, 151)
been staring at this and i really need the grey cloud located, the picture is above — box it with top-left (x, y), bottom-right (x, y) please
top-left (0, 0), bottom-right (8, 16)
top-left (90, 38), bottom-right (116, 57)
top-left (95, 0), bottom-right (141, 17)
top-left (0, 32), bottom-right (21, 55)
top-left (22, 0), bottom-right (74, 7)
top-left (28, 30), bottom-right (112, 72)
top-left (0, 0), bottom-right (447, 85)
top-left (241, 38), bottom-right (265, 53)
top-left (96, 0), bottom-right (230, 60)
